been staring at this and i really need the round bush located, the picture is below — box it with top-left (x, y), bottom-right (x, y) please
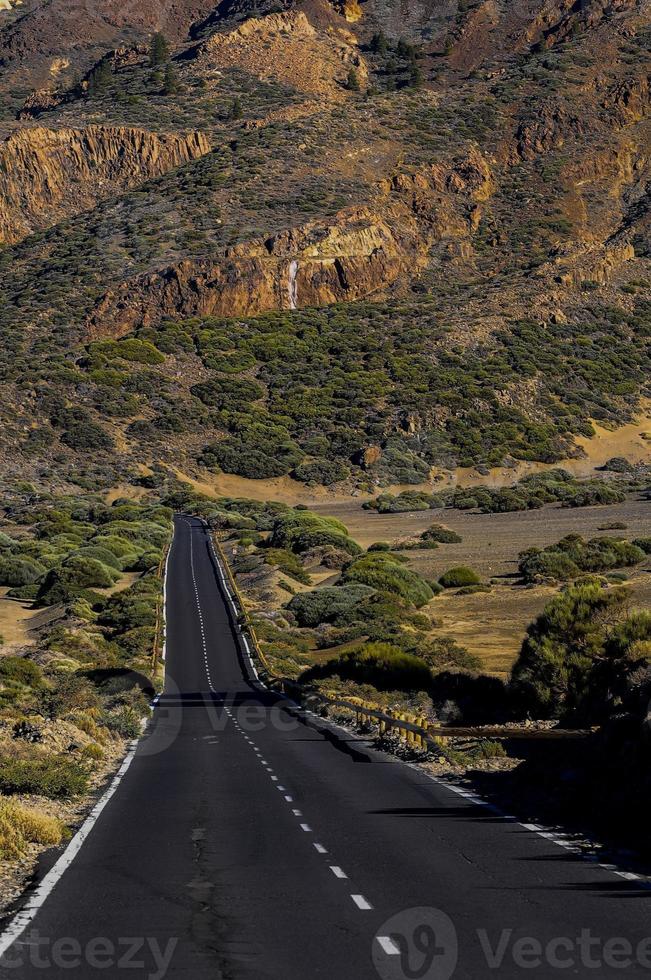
top-left (287, 584), bottom-right (375, 628)
top-left (342, 554), bottom-right (434, 607)
top-left (422, 525), bottom-right (462, 544)
top-left (439, 566), bottom-right (481, 588)
top-left (61, 422), bottom-right (114, 451)
top-left (304, 642), bottom-right (432, 691)
top-left (0, 556), bottom-right (46, 587)
top-left (294, 459), bottom-right (350, 486)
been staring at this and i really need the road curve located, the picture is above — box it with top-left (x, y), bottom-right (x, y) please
top-left (1, 515), bottom-right (651, 978)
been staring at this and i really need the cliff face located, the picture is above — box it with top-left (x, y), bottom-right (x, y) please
top-left (86, 150), bottom-right (496, 337)
top-left (0, 126), bottom-right (211, 244)
top-left (87, 209), bottom-right (415, 337)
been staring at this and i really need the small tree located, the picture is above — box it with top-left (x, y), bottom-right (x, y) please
top-left (409, 63), bottom-right (424, 88)
top-left (396, 37), bottom-right (415, 60)
top-left (149, 32), bottom-right (169, 67)
top-left (228, 97), bottom-right (243, 120)
top-left (510, 580), bottom-right (651, 722)
top-left (370, 31), bottom-right (388, 55)
top-left (87, 60), bottom-right (111, 96)
top-left (346, 67), bottom-right (360, 92)
top-left (163, 63), bottom-right (179, 95)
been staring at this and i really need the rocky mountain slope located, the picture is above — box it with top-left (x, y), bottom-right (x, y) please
top-left (0, 0), bottom-right (648, 490)
top-left (0, 126), bottom-right (210, 243)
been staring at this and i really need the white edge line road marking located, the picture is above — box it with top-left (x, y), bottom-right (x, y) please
top-left (377, 937), bottom-right (400, 956)
top-left (0, 518), bottom-right (181, 957)
top-left (161, 532), bottom-right (172, 663)
top-left (0, 737), bottom-right (140, 958)
top-left (351, 895), bottom-right (372, 910)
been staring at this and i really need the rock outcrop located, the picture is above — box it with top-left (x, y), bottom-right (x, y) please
top-left (0, 126), bottom-right (211, 244)
top-left (194, 10), bottom-right (367, 98)
top-left (87, 208), bottom-right (414, 338)
top-left (86, 148), bottom-right (497, 337)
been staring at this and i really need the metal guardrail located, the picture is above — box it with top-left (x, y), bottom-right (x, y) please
top-left (211, 532), bottom-right (593, 749)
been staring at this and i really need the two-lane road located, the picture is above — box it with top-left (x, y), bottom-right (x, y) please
top-left (2, 515), bottom-right (651, 978)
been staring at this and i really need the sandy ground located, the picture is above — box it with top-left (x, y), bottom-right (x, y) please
top-left (430, 414), bottom-right (651, 490)
top-left (100, 571), bottom-right (142, 597)
top-left (0, 590), bottom-right (33, 648)
top-left (174, 407), bottom-right (651, 503)
top-left (312, 495), bottom-right (651, 677)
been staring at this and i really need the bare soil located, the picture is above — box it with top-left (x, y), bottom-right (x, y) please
top-left (312, 495), bottom-right (651, 676)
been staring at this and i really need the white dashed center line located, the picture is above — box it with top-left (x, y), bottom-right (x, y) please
top-left (330, 866), bottom-right (348, 879)
top-left (188, 526), bottom-right (215, 693)
top-left (203, 532), bottom-right (380, 922)
top-left (377, 936), bottom-right (400, 955)
top-left (351, 895), bottom-right (372, 910)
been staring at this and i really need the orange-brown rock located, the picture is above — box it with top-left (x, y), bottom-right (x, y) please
top-left (0, 126), bottom-right (211, 244)
top-left (194, 10), bottom-right (367, 99)
top-left (86, 143), bottom-right (499, 339)
top-left (87, 209), bottom-right (412, 338)
top-left (360, 446), bottom-right (382, 469)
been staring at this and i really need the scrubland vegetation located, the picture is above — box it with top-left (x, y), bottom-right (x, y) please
top-left (164, 484), bottom-right (647, 739)
top-left (365, 467), bottom-right (633, 514)
top-left (0, 281), bottom-right (649, 488)
top-left (0, 489), bottom-right (171, 879)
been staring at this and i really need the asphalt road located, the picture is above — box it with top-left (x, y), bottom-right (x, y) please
top-left (2, 514), bottom-right (651, 979)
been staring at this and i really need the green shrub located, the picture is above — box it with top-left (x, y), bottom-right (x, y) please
top-left (511, 580), bottom-right (650, 721)
top-left (75, 546), bottom-right (123, 570)
top-left (294, 459), bottom-right (350, 485)
top-left (365, 491), bottom-right (440, 513)
top-left (421, 524), bottom-right (462, 544)
top-left (61, 422), bottom-right (114, 451)
top-left (37, 556), bottom-right (119, 604)
top-left (518, 550), bottom-right (580, 583)
top-left (519, 535), bottom-right (646, 583)
top-left (90, 535), bottom-right (136, 558)
top-left (38, 673), bottom-right (100, 719)
top-left (0, 657), bottom-right (42, 687)
top-left (102, 705), bottom-right (143, 738)
top-left (303, 642), bottom-right (432, 691)
top-left (287, 583), bottom-right (375, 627)
top-left (271, 511), bottom-right (361, 557)
top-left (129, 550), bottom-right (161, 572)
top-left (342, 554), bottom-right (434, 607)
top-left (439, 566), bottom-right (481, 588)
top-left (0, 752), bottom-right (89, 798)
top-left (0, 556), bottom-right (46, 587)
top-left (419, 636), bottom-right (481, 672)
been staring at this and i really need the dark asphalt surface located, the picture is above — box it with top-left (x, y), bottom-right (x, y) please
top-left (2, 514), bottom-right (651, 979)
